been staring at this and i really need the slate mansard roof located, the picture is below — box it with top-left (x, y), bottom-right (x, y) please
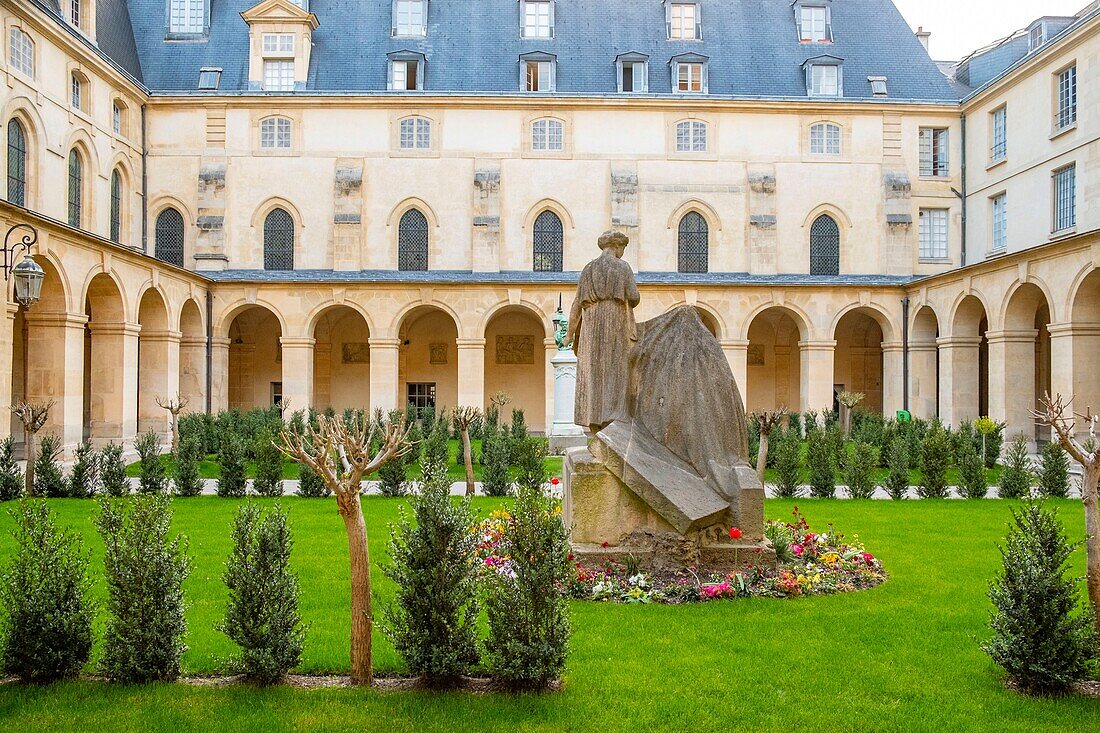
top-left (114, 0), bottom-right (960, 101)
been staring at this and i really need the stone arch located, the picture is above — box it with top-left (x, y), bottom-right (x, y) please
top-left (137, 287), bottom-right (173, 437)
top-left (910, 305), bottom-right (941, 419)
top-left (521, 198), bottom-right (575, 231)
top-left (84, 272), bottom-right (130, 445)
top-left (4, 100), bottom-right (45, 208)
top-left (665, 198), bottom-right (722, 232)
top-left (739, 302), bottom-right (812, 342)
top-left (833, 308), bottom-right (886, 417)
top-left (249, 196), bottom-right (304, 231)
top-left (64, 129), bottom-right (100, 178)
top-left (216, 299), bottom-right (289, 339)
top-left (829, 303), bottom-right (897, 343)
top-left (81, 269), bottom-right (128, 324)
top-left (178, 297), bottom-right (206, 411)
top-left (9, 249), bottom-right (68, 312)
top-left (390, 298), bottom-right (463, 340)
top-left (663, 301), bottom-right (724, 339)
top-left (801, 202), bottom-right (853, 230)
top-left (1068, 264), bottom-right (1100, 322)
top-left (227, 304), bottom-right (284, 410)
top-left (1001, 278), bottom-right (1056, 331)
top-left (397, 305), bottom-right (459, 414)
top-left (745, 306), bottom-right (807, 413)
top-left (65, 138), bottom-right (96, 229)
top-left (1067, 267), bottom-right (1100, 426)
top-left (477, 299), bottom-right (554, 340)
top-left (311, 304), bottom-right (373, 413)
top-left (305, 300), bottom-right (377, 339)
top-left (1000, 282), bottom-right (1053, 443)
top-left (945, 293), bottom-right (990, 424)
top-left (484, 304), bottom-right (549, 432)
top-left (150, 195), bottom-right (195, 225)
top-left (386, 196), bottom-right (441, 229)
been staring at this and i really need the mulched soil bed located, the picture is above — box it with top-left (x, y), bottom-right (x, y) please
top-left (1, 674), bottom-right (562, 693)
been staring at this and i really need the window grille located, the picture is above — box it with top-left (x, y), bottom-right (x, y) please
top-left (533, 211), bottom-right (563, 271)
top-left (263, 208), bottom-right (295, 270)
top-left (1053, 165), bottom-right (1076, 232)
top-left (67, 149), bottom-right (82, 227)
top-left (155, 208), bottom-right (185, 267)
top-left (406, 383), bottom-right (436, 413)
top-left (677, 212), bottom-right (708, 273)
top-left (809, 214), bottom-right (840, 275)
top-left (398, 209), bottom-right (429, 271)
top-left (110, 170), bottom-right (122, 243)
top-left (7, 119), bottom-right (27, 207)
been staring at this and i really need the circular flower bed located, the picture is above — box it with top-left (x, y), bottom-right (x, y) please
top-left (477, 506), bottom-right (888, 604)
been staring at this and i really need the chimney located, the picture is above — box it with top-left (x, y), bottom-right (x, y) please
top-left (916, 26), bottom-right (931, 53)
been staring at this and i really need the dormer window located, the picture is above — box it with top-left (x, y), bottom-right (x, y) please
top-left (69, 0), bottom-right (82, 30)
top-left (798, 4), bottom-right (832, 43)
top-left (520, 53), bottom-right (556, 92)
top-left (263, 60), bottom-right (294, 91)
top-left (241, 0), bottom-right (318, 92)
top-left (868, 76), bottom-right (888, 97)
top-left (262, 33), bottom-right (294, 56)
top-left (667, 2), bottom-right (700, 40)
top-left (169, 0), bottom-right (206, 36)
top-left (198, 67), bottom-right (222, 90)
top-left (616, 53), bottom-right (649, 93)
top-left (389, 52), bottom-right (425, 91)
top-left (803, 56), bottom-right (842, 97)
top-left (521, 1), bottom-right (553, 39)
top-left (392, 0), bottom-right (427, 37)
top-left (671, 54), bottom-right (708, 94)
top-left (1028, 22), bottom-right (1046, 52)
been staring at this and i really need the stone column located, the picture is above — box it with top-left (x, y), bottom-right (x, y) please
top-left (0, 304), bottom-right (17, 440)
top-left (721, 339), bottom-right (750, 408)
top-left (773, 344), bottom-right (793, 411)
top-left (937, 335), bottom-right (981, 427)
top-left (87, 322), bottom-right (140, 448)
top-left (210, 336), bottom-right (231, 413)
top-left (24, 312), bottom-right (87, 450)
top-left (179, 334), bottom-right (207, 412)
top-left (456, 337), bottom-right (486, 409)
top-left (544, 338), bottom-right (557, 436)
top-left (549, 347), bottom-right (586, 451)
top-left (369, 338), bottom-right (401, 413)
top-left (279, 337), bottom-right (315, 415)
top-left (881, 341), bottom-right (904, 418)
top-left (138, 329), bottom-right (181, 440)
top-left (909, 338), bottom-right (939, 419)
top-left (1048, 322), bottom-right (1100, 438)
top-left (986, 329), bottom-right (1038, 445)
top-left (799, 340), bottom-right (836, 418)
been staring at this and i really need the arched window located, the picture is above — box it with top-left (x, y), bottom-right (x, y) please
top-left (7, 119), bottom-right (27, 206)
top-left (109, 169), bottom-right (122, 243)
top-left (9, 28), bottom-right (35, 77)
top-left (67, 149), bottom-right (82, 228)
top-left (532, 210), bottom-right (563, 272)
top-left (399, 116), bottom-right (431, 150)
top-left (260, 116), bottom-right (291, 149)
top-left (810, 123), bottom-right (841, 155)
top-left (809, 214), bottom-right (840, 275)
top-left (531, 118), bottom-right (563, 152)
top-left (398, 208), bottom-right (429, 271)
top-left (675, 120), bottom-right (707, 153)
top-left (677, 212), bottom-right (708, 273)
top-left (71, 72), bottom-right (85, 111)
top-left (263, 208), bottom-right (294, 270)
top-left (155, 208), bottom-right (185, 267)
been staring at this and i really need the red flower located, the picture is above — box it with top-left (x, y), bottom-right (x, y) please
top-left (551, 478), bottom-right (560, 486)
top-left (600, 541), bottom-right (610, 548)
top-left (729, 527), bottom-right (743, 540)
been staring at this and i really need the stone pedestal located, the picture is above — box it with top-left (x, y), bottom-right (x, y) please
top-left (549, 349), bottom-right (586, 451)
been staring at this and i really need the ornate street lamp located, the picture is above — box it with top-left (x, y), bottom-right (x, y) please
top-left (4, 224), bottom-right (44, 308)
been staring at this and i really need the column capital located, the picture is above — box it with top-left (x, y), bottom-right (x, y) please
top-left (1048, 322), bottom-right (1100, 337)
top-left (719, 339), bottom-right (751, 350)
top-left (456, 338), bottom-right (487, 349)
top-left (984, 329), bottom-right (1038, 344)
top-left (937, 335), bottom-right (982, 348)
top-left (140, 329), bottom-right (183, 344)
top-left (368, 337), bottom-right (402, 349)
top-left (798, 340), bottom-right (837, 351)
top-left (24, 311), bottom-right (89, 329)
top-left (909, 339), bottom-right (939, 352)
top-left (211, 336), bottom-right (232, 349)
top-left (279, 337), bottom-right (316, 348)
top-left (87, 321), bottom-right (141, 337)
top-left (181, 335), bottom-right (207, 348)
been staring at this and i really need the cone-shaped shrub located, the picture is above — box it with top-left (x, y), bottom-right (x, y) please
top-left (33, 434), bottom-right (65, 498)
top-left (135, 431), bottom-right (168, 495)
top-left (216, 435), bottom-right (247, 498)
top-left (883, 441), bottom-right (910, 501)
top-left (844, 441), bottom-right (877, 499)
top-left (67, 441), bottom-right (99, 498)
top-left (917, 423), bottom-right (952, 499)
top-left (173, 437), bottom-right (205, 497)
top-left (0, 437), bottom-right (24, 502)
top-left (806, 427), bottom-right (836, 499)
top-left (252, 431), bottom-right (284, 497)
top-left (957, 438), bottom-right (989, 500)
top-left (772, 430), bottom-right (803, 498)
top-left (998, 437), bottom-right (1033, 500)
top-left (99, 442), bottom-right (129, 497)
top-left (1036, 441), bottom-right (1070, 499)
top-left (481, 429), bottom-right (513, 497)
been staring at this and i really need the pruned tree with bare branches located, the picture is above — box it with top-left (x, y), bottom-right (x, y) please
top-left (752, 407), bottom-right (789, 485)
top-left (154, 393), bottom-right (190, 452)
top-left (838, 391), bottom-right (865, 440)
top-left (279, 414), bottom-right (411, 685)
top-left (10, 400), bottom-right (54, 497)
top-left (1031, 393), bottom-right (1100, 634)
top-left (452, 406), bottom-right (480, 497)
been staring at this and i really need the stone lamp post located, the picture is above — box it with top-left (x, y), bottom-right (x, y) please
top-left (549, 300), bottom-right (586, 452)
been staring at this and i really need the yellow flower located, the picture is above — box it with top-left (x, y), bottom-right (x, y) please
top-left (821, 552), bottom-right (840, 566)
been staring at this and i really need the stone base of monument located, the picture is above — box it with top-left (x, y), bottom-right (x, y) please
top-left (564, 445), bottom-right (777, 574)
top-left (549, 433), bottom-right (589, 452)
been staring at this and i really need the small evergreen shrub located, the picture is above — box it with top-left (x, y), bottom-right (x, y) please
top-left (481, 430), bottom-right (513, 498)
top-left (0, 501), bottom-right (94, 682)
top-left (825, 422), bottom-right (845, 473)
top-left (173, 437), bottom-right (205, 498)
top-left (806, 428), bottom-right (836, 499)
top-left (844, 441), bottom-right (877, 499)
top-left (252, 431), bottom-right (285, 497)
top-left (514, 437), bottom-right (548, 492)
top-left (957, 437), bottom-right (989, 500)
top-left (219, 503), bottom-right (306, 684)
top-left (216, 435), bottom-right (248, 498)
top-left (981, 502), bottom-right (1096, 695)
top-left (296, 462), bottom-right (330, 498)
top-left (378, 454), bottom-right (409, 497)
top-left (772, 431), bottom-right (803, 498)
top-left (998, 437), bottom-right (1033, 499)
top-left (33, 434), bottom-right (66, 498)
top-left (509, 409), bottom-right (529, 463)
top-left (483, 484), bottom-right (571, 690)
top-left (422, 419), bottom-right (450, 474)
top-left (99, 443), bottom-right (129, 497)
top-left (404, 418), bottom-right (424, 468)
top-left (917, 423), bottom-right (952, 499)
top-left (383, 449), bottom-right (480, 685)
top-left (883, 441), bottom-right (910, 500)
top-left (1036, 441), bottom-right (1070, 499)
top-left (135, 431), bottom-right (168, 495)
top-left (0, 437), bottom-right (24, 501)
top-left (67, 441), bottom-right (99, 498)
top-left (96, 494), bottom-right (192, 683)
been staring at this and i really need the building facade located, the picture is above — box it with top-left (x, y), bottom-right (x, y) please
top-left (1, 0), bottom-right (1097, 454)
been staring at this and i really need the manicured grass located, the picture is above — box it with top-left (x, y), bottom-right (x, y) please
top-left (0, 498), bottom-right (1096, 731)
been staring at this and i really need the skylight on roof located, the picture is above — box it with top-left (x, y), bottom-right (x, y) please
top-left (198, 67), bottom-right (222, 90)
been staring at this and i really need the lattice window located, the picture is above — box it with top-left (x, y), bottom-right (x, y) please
top-left (260, 117), bottom-right (292, 149)
top-left (169, 0), bottom-right (205, 34)
top-left (809, 214), bottom-right (840, 275)
top-left (263, 208), bottom-right (295, 270)
top-left (531, 118), bottom-right (563, 151)
top-left (67, 149), bottom-right (82, 228)
top-left (1056, 66), bottom-right (1076, 130)
top-left (109, 170), bottom-right (122, 243)
top-left (675, 120), bottom-right (707, 152)
top-left (155, 208), bottom-right (185, 267)
top-left (990, 107), bottom-right (1007, 161)
top-left (7, 119), bottom-right (27, 207)
top-left (1053, 164), bottom-right (1076, 232)
top-left (406, 382), bottom-right (436, 413)
top-left (677, 212), bottom-right (708, 274)
top-left (9, 28), bottom-right (34, 77)
top-left (399, 117), bottom-right (431, 149)
top-left (991, 194), bottom-right (1007, 253)
top-left (918, 209), bottom-right (948, 260)
top-left (919, 127), bottom-right (949, 177)
top-left (532, 210), bottom-right (563, 272)
top-left (398, 209), bottom-right (429, 271)
top-left (810, 123), bottom-right (840, 154)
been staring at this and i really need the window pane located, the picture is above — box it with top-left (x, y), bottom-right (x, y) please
top-left (533, 210), bottom-right (563, 272)
top-left (810, 123), bottom-right (840, 154)
top-left (7, 119), bottom-right (27, 207)
top-left (811, 65), bottom-right (837, 96)
top-left (991, 195), bottom-right (1007, 252)
top-left (809, 215), bottom-right (840, 275)
top-left (919, 209), bottom-right (949, 260)
top-left (1056, 66), bottom-right (1077, 130)
top-left (398, 209), bottom-right (429, 271)
top-left (395, 0), bottom-right (425, 35)
top-left (523, 1), bottom-right (551, 38)
top-left (677, 63), bottom-right (701, 92)
top-left (264, 208), bottom-right (295, 270)
top-left (678, 212), bottom-right (708, 273)
top-left (10, 29), bottom-right (35, 77)
top-left (264, 61), bottom-right (294, 91)
top-left (991, 107), bottom-right (1007, 160)
top-left (622, 62), bottom-right (634, 92)
top-left (67, 150), bottom-right (82, 227)
top-left (1053, 165), bottom-right (1076, 232)
top-left (919, 128), bottom-right (949, 177)
top-left (109, 170), bottom-right (122, 243)
top-left (671, 4), bottom-right (696, 39)
top-left (801, 6), bottom-right (827, 42)
top-left (71, 75), bottom-right (82, 109)
top-left (170, 0), bottom-right (205, 34)
top-left (155, 208), bottom-right (186, 267)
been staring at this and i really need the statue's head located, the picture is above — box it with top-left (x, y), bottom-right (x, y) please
top-left (598, 230), bottom-right (629, 258)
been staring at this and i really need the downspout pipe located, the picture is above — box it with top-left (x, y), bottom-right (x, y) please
top-left (205, 290), bottom-right (213, 414)
top-left (141, 104), bottom-right (148, 254)
top-left (901, 296), bottom-right (910, 413)
top-left (958, 113), bottom-right (967, 266)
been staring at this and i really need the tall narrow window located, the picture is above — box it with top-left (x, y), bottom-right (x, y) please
top-left (919, 128), bottom-right (949, 177)
top-left (169, 0), bottom-right (205, 34)
top-left (6, 119), bottom-right (27, 207)
top-left (112, 102), bottom-right (123, 135)
top-left (990, 106), bottom-right (1007, 162)
top-left (675, 62), bottom-right (704, 93)
top-left (155, 208), bottom-right (185, 267)
top-left (991, 194), bottom-right (1007, 253)
top-left (1055, 66), bottom-right (1077, 131)
top-left (799, 6), bottom-right (830, 42)
top-left (263, 61), bottom-right (295, 91)
top-left (669, 3), bottom-right (698, 40)
top-left (918, 208), bottom-right (949, 260)
top-left (260, 117), bottom-right (292, 149)
top-left (620, 60), bottom-right (647, 93)
top-left (675, 120), bottom-right (707, 153)
top-left (393, 0), bottom-right (426, 36)
top-left (531, 118), bottom-right (563, 151)
top-left (399, 117), bottom-right (431, 149)
top-left (522, 1), bottom-right (552, 38)
top-left (532, 210), bottom-right (563, 272)
top-left (109, 169), bottom-right (122, 243)
top-left (70, 0), bottom-right (82, 29)
top-left (67, 149), bottom-right (83, 228)
top-left (398, 209), bottom-right (429, 271)
top-left (809, 214), bottom-right (840, 275)
top-left (808, 64), bottom-right (839, 96)
top-left (810, 122), bottom-right (841, 154)
top-left (71, 73), bottom-right (84, 111)
top-left (524, 60), bottom-right (553, 92)
top-left (263, 208), bottom-right (295, 270)
top-left (9, 28), bottom-right (34, 77)
top-left (391, 59), bottom-right (420, 91)
top-left (1052, 164), bottom-right (1076, 233)
top-left (677, 212), bottom-right (708, 274)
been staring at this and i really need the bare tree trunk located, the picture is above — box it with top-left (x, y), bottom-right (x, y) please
top-left (756, 433), bottom-right (769, 485)
top-left (169, 413), bottom-right (180, 453)
top-left (338, 491), bottom-right (373, 686)
top-left (1082, 465), bottom-right (1100, 635)
top-left (24, 432), bottom-right (36, 498)
top-left (461, 428), bottom-right (475, 497)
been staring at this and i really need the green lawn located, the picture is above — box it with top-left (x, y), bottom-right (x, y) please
top-left (0, 498), bottom-right (1096, 732)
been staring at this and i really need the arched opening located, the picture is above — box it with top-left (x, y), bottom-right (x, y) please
top-left (228, 306), bottom-right (283, 410)
top-left (910, 306), bottom-right (940, 419)
top-left (398, 208), bottom-right (429, 271)
top-left (677, 211), bottom-right (708, 274)
top-left (532, 210), bottom-right (563, 272)
top-left (398, 306), bottom-right (458, 414)
top-left (484, 306), bottom-right (547, 433)
top-left (7, 117), bottom-right (28, 206)
top-left (84, 274), bottom-right (130, 445)
top-left (263, 208), bottom-right (295, 271)
top-left (67, 148), bottom-right (85, 228)
top-left (809, 214), bottom-right (840, 275)
top-left (694, 307), bottom-right (719, 338)
top-left (179, 299), bottom-right (205, 411)
top-left (946, 295), bottom-right (990, 426)
top-left (137, 289), bottom-right (171, 440)
top-left (312, 306), bottom-right (372, 413)
top-left (746, 307), bottom-right (806, 414)
top-left (155, 207), bottom-right (185, 267)
top-left (109, 167), bottom-right (123, 243)
top-left (1070, 269), bottom-right (1100, 435)
top-left (833, 309), bottom-right (885, 417)
top-left (1001, 283), bottom-right (1052, 444)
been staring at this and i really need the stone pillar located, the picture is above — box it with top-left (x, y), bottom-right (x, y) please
top-left (937, 335), bottom-right (981, 427)
top-left (0, 304), bottom-right (17, 440)
top-left (313, 342), bottom-right (333, 411)
top-left (456, 338), bottom-right (486, 409)
top-left (549, 348), bottom-right (586, 451)
top-left (909, 338), bottom-right (939, 419)
top-left (1049, 322), bottom-right (1100, 439)
top-left (799, 340), bottom-right (836, 417)
top-left (87, 322), bottom-right (140, 447)
top-left (986, 329), bottom-right (1038, 445)
top-left (279, 337), bottom-right (315, 415)
top-left (544, 338), bottom-right (557, 436)
top-left (369, 338), bottom-right (401, 413)
top-left (24, 312), bottom-right (87, 450)
top-left (773, 344), bottom-right (793, 411)
top-left (721, 339), bottom-right (750, 408)
top-left (210, 336), bottom-right (231, 413)
top-left (138, 330), bottom-right (181, 440)
top-left (179, 334), bottom-right (207, 412)
top-left (881, 341), bottom-right (904, 418)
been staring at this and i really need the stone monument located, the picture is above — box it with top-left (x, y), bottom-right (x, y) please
top-left (562, 230), bottom-right (775, 572)
top-left (548, 302), bottom-right (587, 452)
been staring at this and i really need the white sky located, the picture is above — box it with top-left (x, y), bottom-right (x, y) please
top-left (892, 0), bottom-right (1089, 60)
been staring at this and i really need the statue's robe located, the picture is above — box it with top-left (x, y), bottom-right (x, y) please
top-left (569, 250), bottom-right (640, 431)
